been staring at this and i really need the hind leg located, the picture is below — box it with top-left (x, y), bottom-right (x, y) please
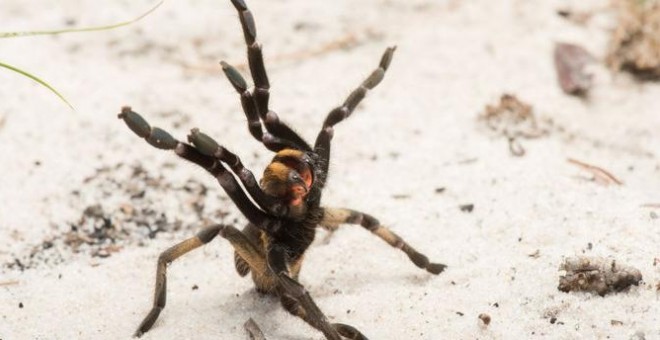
top-left (234, 223), bottom-right (264, 277)
top-left (135, 225), bottom-right (225, 336)
top-left (134, 224), bottom-right (268, 337)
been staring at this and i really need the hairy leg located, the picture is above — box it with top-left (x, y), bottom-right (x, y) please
top-left (268, 246), bottom-right (367, 340)
top-left (226, 0), bottom-right (312, 151)
top-left (320, 207), bottom-right (446, 274)
top-left (220, 60), bottom-right (304, 151)
top-left (134, 224), bottom-right (225, 336)
top-left (187, 127), bottom-right (287, 216)
top-left (135, 224), bottom-right (270, 337)
top-left (118, 107), bottom-right (281, 233)
top-left (313, 47), bottom-right (396, 185)
top-left (234, 223), bottom-right (263, 277)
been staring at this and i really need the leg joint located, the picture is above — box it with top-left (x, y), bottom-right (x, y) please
top-left (157, 253), bottom-right (170, 265)
top-left (196, 224), bottom-right (224, 244)
top-left (359, 213), bottom-right (379, 231)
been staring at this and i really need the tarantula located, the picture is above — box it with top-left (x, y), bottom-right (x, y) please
top-left (119, 1), bottom-right (446, 339)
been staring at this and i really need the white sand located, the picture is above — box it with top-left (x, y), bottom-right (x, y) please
top-left (1, 0), bottom-right (658, 339)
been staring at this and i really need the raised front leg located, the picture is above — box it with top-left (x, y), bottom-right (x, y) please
top-left (220, 60), bottom-right (303, 151)
top-left (314, 47), bottom-right (395, 186)
top-left (118, 107), bottom-right (279, 233)
top-left (320, 207), bottom-right (446, 275)
top-left (187, 127), bottom-right (287, 216)
top-left (226, 0), bottom-right (312, 151)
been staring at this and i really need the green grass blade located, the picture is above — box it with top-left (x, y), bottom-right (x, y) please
top-left (0, 0), bottom-right (163, 38)
top-left (0, 61), bottom-right (74, 110)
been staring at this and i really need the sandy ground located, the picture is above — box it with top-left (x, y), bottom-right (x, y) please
top-left (1, 0), bottom-right (659, 339)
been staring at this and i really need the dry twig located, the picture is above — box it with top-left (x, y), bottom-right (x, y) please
top-left (244, 318), bottom-right (267, 340)
top-left (0, 280), bottom-right (19, 287)
top-left (641, 203), bottom-right (660, 208)
top-left (567, 158), bottom-right (623, 186)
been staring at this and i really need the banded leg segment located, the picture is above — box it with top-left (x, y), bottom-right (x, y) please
top-left (118, 107), bottom-right (279, 233)
top-left (134, 224), bottom-right (225, 337)
top-left (187, 128), bottom-right (287, 217)
top-left (220, 61), bottom-right (301, 151)
top-left (220, 60), bottom-right (264, 143)
top-left (320, 207), bottom-right (446, 275)
top-left (227, 0), bottom-right (312, 151)
top-left (314, 47), bottom-right (396, 185)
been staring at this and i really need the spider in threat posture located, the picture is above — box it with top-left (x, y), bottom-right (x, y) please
top-left (118, 1), bottom-right (446, 339)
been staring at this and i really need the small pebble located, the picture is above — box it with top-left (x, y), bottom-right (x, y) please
top-left (478, 313), bottom-right (491, 327)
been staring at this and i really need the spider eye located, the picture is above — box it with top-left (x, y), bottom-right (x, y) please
top-left (278, 157), bottom-right (314, 186)
top-left (287, 171), bottom-right (308, 193)
top-left (289, 171), bottom-right (302, 182)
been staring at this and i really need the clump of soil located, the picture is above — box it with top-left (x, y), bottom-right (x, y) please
top-left (558, 256), bottom-right (643, 296)
top-left (478, 94), bottom-right (552, 156)
top-left (607, 0), bottom-right (660, 80)
top-left (5, 162), bottom-right (232, 271)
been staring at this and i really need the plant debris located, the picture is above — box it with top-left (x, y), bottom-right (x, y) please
top-left (478, 94), bottom-right (551, 156)
top-left (558, 256), bottom-right (642, 296)
top-left (567, 158), bottom-right (623, 186)
top-left (607, 0), bottom-right (660, 80)
top-left (554, 42), bottom-right (595, 96)
top-left (641, 203), bottom-right (660, 208)
top-left (0, 280), bottom-right (19, 286)
top-left (244, 318), bottom-right (267, 340)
